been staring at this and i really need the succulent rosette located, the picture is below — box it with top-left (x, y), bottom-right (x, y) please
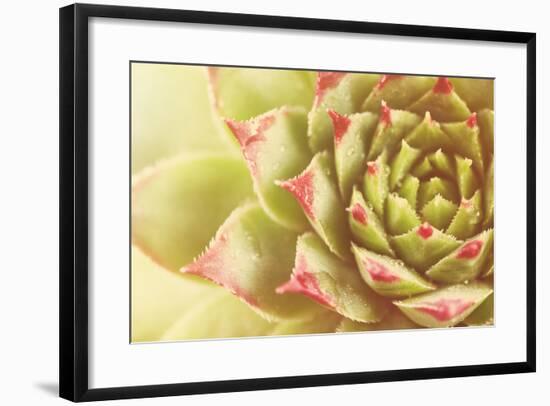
top-left (132, 64), bottom-right (494, 342)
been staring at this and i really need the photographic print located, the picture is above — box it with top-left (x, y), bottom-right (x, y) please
top-left (130, 63), bottom-right (494, 343)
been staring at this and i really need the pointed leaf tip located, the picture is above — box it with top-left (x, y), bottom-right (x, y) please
top-left (327, 109), bottom-right (351, 145)
top-left (380, 100), bottom-right (392, 126)
top-left (433, 77), bottom-right (453, 94)
top-left (314, 72), bottom-right (347, 107)
top-left (466, 112), bottom-right (478, 128)
top-left (377, 74), bottom-right (404, 90)
top-left (417, 222), bottom-right (434, 239)
top-left (276, 254), bottom-right (334, 308)
top-left (276, 170), bottom-right (315, 220)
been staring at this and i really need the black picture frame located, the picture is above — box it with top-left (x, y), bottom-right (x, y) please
top-left (59, 3), bottom-right (536, 402)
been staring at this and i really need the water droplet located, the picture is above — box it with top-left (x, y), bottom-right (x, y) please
top-left (346, 148), bottom-right (355, 157)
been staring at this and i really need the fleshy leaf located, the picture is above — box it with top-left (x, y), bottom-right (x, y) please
top-left (398, 175), bottom-right (420, 209)
top-left (363, 152), bottom-right (389, 219)
top-left (385, 193), bottom-right (421, 235)
top-left (394, 282), bottom-right (493, 328)
top-left (389, 140), bottom-right (422, 190)
top-left (277, 233), bottom-right (388, 323)
top-left (449, 78), bottom-right (494, 112)
top-left (225, 107), bottom-right (311, 231)
top-left (441, 113), bottom-right (485, 175)
top-left (309, 72), bottom-right (380, 152)
top-left (484, 158), bottom-right (494, 228)
top-left (367, 102), bottom-right (422, 160)
top-left (270, 311), bottom-right (343, 335)
top-left (418, 177), bottom-right (459, 209)
top-left (455, 155), bottom-right (480, 199)
top-left (208, 66), bottom-right (315, 121)
top-left (348, 188), bottom-right (394, 256)
top-left (132, 155), bottom-right (253, 271)
top-left (463, 293), bottom-right (494, 326)
top-left (426, 229), bottom-right (493, 283)
top-left (477, 109), bottom-right (494, 163)
top-left (352, 244), bottom-right (436, 298)
top-left (411, 156), bottom-right (435, 179)
top-left (428, 149), bottom-right (455, 179)
top-left (131, 64), bottom-right (228, 174)
top-left (390, 223), bottom-right (462, 271)
top-left (329, 110), bottom-right (378, 201)
top-left (162, 290), bottom-right (274, 341)
top-left (446, 190), bottom-right (483, 240)
top-left (131, 247), bottom-right (222, 342)
top-left (337, 307), bottom-right (419, 332)
top-left (405, 111), bottom-right (452, 152)
top-left (421, 194), bottom-right (458, 231)
top-left (407, 77), bottom-right (471, 122)
top-left (362, 75), bottom-right (436, 112)
top-left (181, 203), bottom-right (321, 321)
top-left (277, 152), bottom-right (350, 259)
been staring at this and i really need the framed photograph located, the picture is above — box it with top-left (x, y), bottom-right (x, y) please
top-left (59, 3), bottom-right (536, 402)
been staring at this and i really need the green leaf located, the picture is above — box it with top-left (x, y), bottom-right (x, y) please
top-left (132, 155), bottom-right (254, 271)
top-left (348, 188), bottom-right (394, 256)
top-left (367, 103), bottom-right (422, 160)
top-left (131, 64), bottom-right (229, 174)
top-left (330, 110), bottom-right (378, 201)
top-left (477, 109), bottom-right (494, 163)
top-left (463, 293), bottom-right (494, 326)
top-left (308, 72), bottom-right (380, 152)
top-left (131, 247), bottom-right (222, 342)
top-left (426, 229), bottom-right (493, 283)
top-left (446, 190), bottom-right (483, 240)
top-left (225, 107), bottom-right (312, 231)
top-left (411, 156), bottom-right (435, 179)
top-left (278, 233), bottom-right (388, 323)
top-left (484, 158), bottom-right (494, 228)
top-left (407, 77), bottom-right (471, 122)
top-left (428, 149), bottom-right (455, 179)
top-left (162, 290), bottom-right (275, 341)
top-left (208, 66), bottom-right (315, 121)
top-left (363, 152), bottom-right (389, 219)
top-left (337, 307), bottom-right (420, 332)
top-left (421, 194), bottom-right (458, 231)
top-left (385, 193), bottom-right (421, 235)
top-left (449, 78), bottom-right (494, 112)
top-left (277, 152), bottom-right (350, 260)
top-left (352, 244), bottom-right (435, 298)
top-left (390, 223), bottom-right (462, 271)
top-left (418, 177), bottom-right (459, 209)
top-left (398, 175), bottom-right (420, 209)
top-left (181, 203), bottom-right (322, 321)
top-left (455, 155), bottom-right (480, 199)
top-left (394, 282), bottom-right (493, 328)
top-left (389, 140), bottom-right (422, 190)
top-left (405, 111), bottom-right (452, 152)
top-left (362, 75), bottom-right (437, 112)
top-left (441, 113), bottom-right (485, 176)
top-left (270, 311), bottom-right (342, 335)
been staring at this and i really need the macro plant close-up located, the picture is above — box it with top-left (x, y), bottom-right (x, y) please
top-left (131, 64), bottom-right (494, 342)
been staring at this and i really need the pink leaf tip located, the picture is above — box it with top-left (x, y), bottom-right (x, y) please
top-left (415, 298), bottom-right (474, 321)
top-left (417, 222), bottom-right (434, 239)
top-left (362, 257), bottom-right (400, 283)
top-left (466, 112), bottom-right (478, 128)
top-left (276, 170), bottom-right (315, 219)
top-left (347, 203), bottom-right (368, 225)
top-left (457, 240), bottom-right (483, 259)
top-left (276, 255), bottom-right (334, 307)
top-left (366, 161), bottom-right (378, 176)
top-left (314, 72), bottom-right (346, 107)
top-left (433, 77), bottom-right (453, 94)
top-left (327, 109), bottom-right (351, 146)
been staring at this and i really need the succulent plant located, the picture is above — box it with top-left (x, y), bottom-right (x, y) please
top-left (132, 65), bottom-right (494, 342)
